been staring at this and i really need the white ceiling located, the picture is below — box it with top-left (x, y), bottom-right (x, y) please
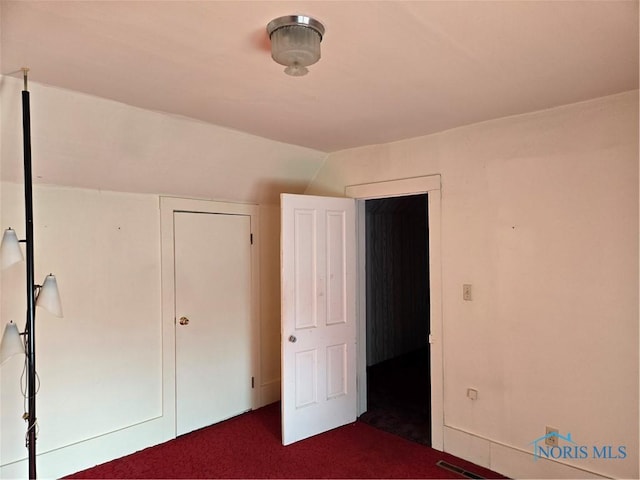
top-left (2, 1), bottom-right (638, 153)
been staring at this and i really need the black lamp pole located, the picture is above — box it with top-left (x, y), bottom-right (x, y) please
top-left (21, 68), bottom-right (38, 480)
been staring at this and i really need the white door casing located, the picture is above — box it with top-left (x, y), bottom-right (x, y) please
top-left (280, 194), bottom-right (357, 445)
top-left (160, 197), bottom-right (260, 440)
top-left (345, 175), bottom-right (443, 450)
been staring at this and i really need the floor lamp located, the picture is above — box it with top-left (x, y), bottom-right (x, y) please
top-left (0, 68), bottom-right (63, 480)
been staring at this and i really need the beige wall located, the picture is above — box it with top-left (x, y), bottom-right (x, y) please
top-left (306, 90), bottom-right (639, 479)
top-left (0, 185), bottom-right (283, 478)
top-left (258, 204), bottom-right (282, 400)
top-left (0, 185), bottom-right (164, 476)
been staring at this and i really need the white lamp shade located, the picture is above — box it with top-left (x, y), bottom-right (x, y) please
top-left (1, 228), bottom-right (24, 269)
top-left (270, 25), bottom-right (321, 74)
top-left (0, 321), bottom-right (24, 364)
top-left (36, 274), bottom-right (63, 317)
top-left (267, 16), bottom-right (325, 76)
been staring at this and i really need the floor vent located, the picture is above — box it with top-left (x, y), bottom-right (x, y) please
top-left (436, 460), bottom-right (485, 479)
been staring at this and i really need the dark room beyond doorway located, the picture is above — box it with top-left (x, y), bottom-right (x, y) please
top-left (359, 193), bottom-right (431, 446)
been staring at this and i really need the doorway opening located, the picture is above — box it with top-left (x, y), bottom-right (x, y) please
top-left (358, 193), bottom-right (431, 446)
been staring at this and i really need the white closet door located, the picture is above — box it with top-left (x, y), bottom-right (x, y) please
top-left (174, 211), bottom-right (253, 436)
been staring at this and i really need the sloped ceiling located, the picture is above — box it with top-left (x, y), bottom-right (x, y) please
top-left (0, 1), bottom-right (638, 202)
top-left (0, 77), bottom-right (326, 204)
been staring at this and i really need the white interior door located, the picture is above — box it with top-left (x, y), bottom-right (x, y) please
top-left (174, 211), bottom-right (253, 436)
top-left (281, 193), bottom-right (357, 445)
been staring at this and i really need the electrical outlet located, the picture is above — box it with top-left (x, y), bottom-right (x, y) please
top-left (466, 388), bottom-right (478, 400)
top-left (463, 284), bottom-right (472, 301)
top-left (545, 426), bottom-right (559, 446)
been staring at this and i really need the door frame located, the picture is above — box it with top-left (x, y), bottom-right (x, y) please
top-left (345, 175), bottom-right (443, 450)
top-left (160, 197), bottom-right (261, 436)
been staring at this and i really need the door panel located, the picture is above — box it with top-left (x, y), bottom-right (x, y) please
top-left (326, 343), bottom-right (347, 398)
top-left (293, 208), bottom-right (317, 329)
top-left (327, 210), bottom-right (347, 325)
top-left (174, 211), bottom-right (252, 436)
top-left (281, 194), bottom-right (356, 445)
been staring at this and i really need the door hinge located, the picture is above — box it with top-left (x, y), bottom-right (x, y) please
top-left (251, 376), bottom-right (255, 388)
top-left (429, 334), bottom-right (435, 344)
top-left (250, 233), bottom-right (254, 245)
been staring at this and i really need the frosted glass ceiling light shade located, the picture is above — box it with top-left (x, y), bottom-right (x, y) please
top-left (267, 15), bottom-right (325, 76)
top-left (1, 228), bottom-right (24, 269)
top-left (36, 274), bottom-right (63, 317)
top-left (0, 321), bottom-right (24, 364)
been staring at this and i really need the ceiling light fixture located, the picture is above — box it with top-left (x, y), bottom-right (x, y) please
top-left (267, 15), bottom-right (325, 77)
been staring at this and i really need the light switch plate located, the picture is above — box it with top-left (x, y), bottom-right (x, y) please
top-left (463, 284), bottom-right (472, 301)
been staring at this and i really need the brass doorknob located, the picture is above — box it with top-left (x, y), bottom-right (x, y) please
top-left (179, 316), bottom-right (190, 326)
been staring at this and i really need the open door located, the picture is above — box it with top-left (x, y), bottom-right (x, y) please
top-left (281, 193), bottom-right (357, 445)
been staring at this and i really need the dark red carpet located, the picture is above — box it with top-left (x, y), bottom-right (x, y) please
top-left (67, 403), bottom-right (505, 479)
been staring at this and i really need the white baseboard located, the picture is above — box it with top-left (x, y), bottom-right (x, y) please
top-left (2, 380), bottom-right (282, 479)
top-left (1, 416), bottom-right (172, 480)
top-left (260, 378), bottom-right (281, 406)
top-left (443, 426), bottom-right (492, 468)
top-left (444, 426), bottom-right (611, 479)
